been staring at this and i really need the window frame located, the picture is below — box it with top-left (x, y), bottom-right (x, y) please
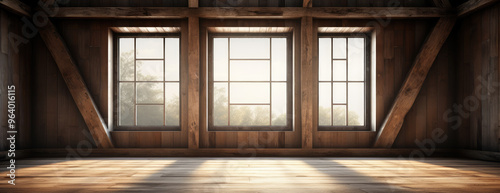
top-left (207, 33), bottom-right (294, 131)
top-left (317, 33), bottom-right (371, 131)
top-left (113, 33), bottom-right (182, 131)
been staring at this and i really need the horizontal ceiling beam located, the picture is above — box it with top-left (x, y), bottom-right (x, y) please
top-left (49, 7), bottom-right (454, 19)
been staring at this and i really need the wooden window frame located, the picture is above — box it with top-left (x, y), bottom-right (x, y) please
top-left (317, 33), bottom-right (371, 131)
top-left (113, 33), bottom-right (183, 131)
top-left (207, 33), bottom-right (294, 131)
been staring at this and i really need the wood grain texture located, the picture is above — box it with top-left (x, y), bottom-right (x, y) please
top-left (188, 17), bottom-right (200, 149)
top-left (38, 21), bottom-right (113, 148)
top-left (458, 0), bottom-right (499, 17)
top-left (189, 0), bottom-right (198, 8)
top-left (5, 157), bottom-right (500, 192)
top-left (0, 0), bottom-right (30, 16)
top-left (25, 148), bottom-right (456, 157)
top-left (374, 17), bottom-right (456, 148)
top-left (457, 3), bottom-right (500, 152)
top-left (301, 16), bottom-right (313, 149)
top-left (51, 7), bottom-right (453, 19)
top-left (303, 0), bottom-right (312, 7)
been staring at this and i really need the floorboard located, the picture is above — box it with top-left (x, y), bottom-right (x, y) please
top-left (1, 158), bottom-right (500, 192)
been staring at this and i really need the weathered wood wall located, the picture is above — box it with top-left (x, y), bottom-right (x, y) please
top-left (456, 2), bottom-right (500, 152)
top-left (0, 9), bottom-right (31, 151)
top-left (28, 17), bottom-right (457, 149)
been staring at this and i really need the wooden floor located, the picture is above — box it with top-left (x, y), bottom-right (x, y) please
top-left (1, 158), bottom-right (500, 192)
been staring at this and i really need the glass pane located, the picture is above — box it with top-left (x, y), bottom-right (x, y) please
top-left (136, 38), bottom-right (163, 59)
top-left (333, 83), bottom-right (346, 103)
top-left (333, 60), bottom-right (346, 81)
top-left (348, 83), bottom-right (365, 126)
top-left (318, 38), bottom-right (332, 81)
top-left (271, 38), bottom-right (287, 81)
top-left (165, 83), bottom-right (179, 126)
top-left (214, 38), bottom-right (229, 81)
top-left (230, 60), bottom-right (270, 81)
top-left (119, 38), bottom-right (134, 81)
top-left (230, 38), bottom-right (270, 59)
top-left (332, 105), bottom-right (346, 126)
top-left (165, 38), bottom-right (180, 81)
top-left (271, 83), bottom-right (287, 126)
top-left (318, 83), bottom-right (332, 126)
top-left (119, 83), bottom-right (134, 126)
top-left (213, 83), bottom-right (228, 126)
top-left (348, 38), bottom-right (365, 81)
top-left (136, 83), bottom-right (164, 104)
top-left (230, 83), bottom-right (270, 104)
top-left (137, 105), bottom-right (163, 126)
top-left (136, 60), bottom-right (163, 81)
top-left (333, 38), bottom-right (346, 59)
top-left (230, 105), bottom-right (270, 126)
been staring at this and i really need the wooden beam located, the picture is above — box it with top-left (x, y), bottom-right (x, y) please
top-left (27, 148), bottom-right (456, 157)
top-left (188, 17), bottom-right (200, 149)
top-left (303, 0), bottom-right (312, 8)
top-left (374, 17), bottom-right (456, 148)
top-left (457, 0), bottom-right (499, 17)
top-left (188, 0), bottom-right (198, 8)
top-left (432, 0), bottom-right (452, 8)
top-left (51, 7), bottom-right (453, 19)
top-left (301, 16), bottom-right (313, 149)
top-left (0, 0), bottom-right (30, 16)
top-left (38, 20), bottom-right (113, 148)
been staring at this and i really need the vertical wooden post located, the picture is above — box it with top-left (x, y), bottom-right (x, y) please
top-left (188, 17), bottom-right (200, 149)
top-left (301, 16), bottom-right (313, 149)
top-left (189, 0), bottom-right (198, 8)
top-left (303, 0), bottom-right (312, 7)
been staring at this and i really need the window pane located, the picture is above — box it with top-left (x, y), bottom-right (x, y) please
top-left (332, 105), bottom-right (346, 126)
top-left (165, 38), bottom-right (180, 81)
top-left (136, 83), bottom-right (164, 104)
top-left (119, 38), bottom-right (134, 81)
top-left (318, 83), bottom-right (332, 126)
top-left (165, 83), bottom-right (179, 126)
top-left (333, 38), bottom-right (346, 59)
top-left (333, 60), bottom-right (346, 81)
top-left (271, 83), bottom-right (286, 126)
top-left (230, 60), bottom-right (270, 81)
top-left (348, 38), bottom-right (365, 81)
top-left (230, 105), bottom-right (270, 126)
top-left (136, 38), bottom-right (163, 59)
top-left (348, 83), bottom-right (364, 126)
top-left (271, 38), bottom-right (287, 81)
top-left (214, 38), bottom-right (229, 81)
top-left (119, 83), bottom-right (134, 126)
top-left (136, 60), bottom-right (163, 81)
top-left (230, 38), bottom-right (270, 59)
top-left (230, 83), bottom-right (270, 104)
top-left (213, 83), bottom-right (228, 126)
top-left (318, 38), bottom-right (332, 81)
top-left (333, 83), bottom-right (346, 103)
top-left (137, 105), bottom-right (163, 126)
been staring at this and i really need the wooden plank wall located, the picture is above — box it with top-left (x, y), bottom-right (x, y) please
top-left (29, 17), bottom-right (457, 149)
top-left (31, 20), bottom-right (189, 148)
top-left (0, 9), bottom-right (31, 151)
top-left (456, 2), bottom-right (500, 152)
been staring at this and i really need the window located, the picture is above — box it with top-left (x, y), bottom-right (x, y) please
top-left (115, 35), bottom-right (180, 130)
top-left (208, 34), bottom-right (293, 131)
top-left (318, 34), bottom-right (370, 130)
